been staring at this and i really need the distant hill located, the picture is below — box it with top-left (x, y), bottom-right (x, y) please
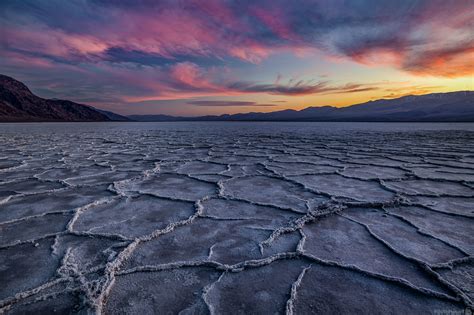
top-left (95, 108), bottom-right (131, 121)
top-left (0, 75), bottom-right (128, 122)
top-left (128, 114), bottom-right (184, 122)
top-left (130, 91), bottom-right (474, 122)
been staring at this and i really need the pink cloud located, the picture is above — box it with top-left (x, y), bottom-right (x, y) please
top-left (169, 62), bottom-right (221, 90)
top-left (4, 1), bottom-right (471, 78)
top-left (250, 6), bottom-right (296, 41)
top-left (3, 26), bottom-right (108, 60)
top-left (1, 0), bottom-right (472, 111)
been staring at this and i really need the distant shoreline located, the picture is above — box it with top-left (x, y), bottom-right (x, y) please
top-left (2, 120), bottom-right (474, 123)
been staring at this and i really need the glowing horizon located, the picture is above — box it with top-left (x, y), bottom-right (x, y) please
top-left (1, 0), bottom-right (473, 116)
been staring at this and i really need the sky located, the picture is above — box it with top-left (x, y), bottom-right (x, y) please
top-left (1, 0), bottom-right (473, 116)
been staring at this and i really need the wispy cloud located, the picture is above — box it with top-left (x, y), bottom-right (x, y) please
top-left (0, 0), bottom-right (471, 111)
top-left (3, 1), bottom-right (471, 75)
top-left (188, 101), bottom-right (275, 107)
top-left (227, 81), bottom-right (382, 96)
top-left (381, 85), bottom-right (444, 99)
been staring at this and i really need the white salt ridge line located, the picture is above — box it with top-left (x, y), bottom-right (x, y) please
top-left (50, 234), bottom-right (61, 256)
top-left (0, 195), bottom-right (14, 206)
top-left (6, 263), bottom-right (110, 312)
top-left (340, 214), bottom-right (472, 307)
top-left (217, 164), bottom-right (232, 175)
top-left (187, 173), bottom-right (232, 179)
top-left (91, 195), bottom-right (210, 314)
top-left (178, 172), bottom-right (223, 185)
top-left (431, 256), bottom-right (474, 269)
top-left (118, 251), bottom-right (298, 276)
top-left (115, 250), bottom-right (462, 306)
top-left (34, 164), bottom-right (114, 183)
top-left (336, 193), bottom-right (409, 209)
top-left (0, 232), bottom-right (63, 250)
top-left (346, 211), bottom-right (469, 260)
top-left (66, 197), bottom-right (118, 233)
top-left (2, 235), bottom-right (126, 287)
top-left (301, 253), bottom-right (462, 304)
top-left (296, 229), bottom-right (306, 254)
top-left (285, 265), bottom-right (311, 315)
top-left (69, 230), bottom-right (132, 242)
top-left (132, 190), bottom-right (207, 203)
top-left (217, 175), bottom-right (307, 215)
top-left (0, 162), bottom-right (28, 174)
top-left (0, 177), bottom-right (28, 186)
top-left (380, 178), bottom-right (474, 198)
top-left (142, 162), bottom-right (161, 178)
top-left (259, 201), bottom-right (346, 249)
top-left (207, 244), bottom-right (216, 260)
top-left (4, 286), bottom-right (80, 312)
top-left (384, 210), bottom-right (472, 256)
top-left (202, 271), bottom-right (226, 315)
top-left (56, 248), bottom-right (104, 311)
top-left (426, 265), bottom-right (474, 308)
top-left (0, 257), bottom-right (113, 314)
top-left (0, 210), bottom-right (74, 227)
top-left (0, 185), bottom-right (72, 203)
top-left (273, 172), bottom-right (378, 203)
top-left (56, 247), bottom-right (75, 278)
top-left (61, 171), bottom-right (123, 186)
top-left (198, 214), bottom-right (264, 221)
top-left (108, 162), bottom-right (164, 197)
top-left (425, 161), bottom-right (474, 171)
top-left (223, 193), bottom-right (307, 214)
top-left (336, 169), bottom-right (408, 182)
top-left (401, 200), bottom-right (474, 219)
top-left (0, 278), bottom-right (68, 310)
top-left (85, 215), bottom-right (138, 234)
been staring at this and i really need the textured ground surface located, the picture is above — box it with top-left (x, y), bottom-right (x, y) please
top-left (0, 122), bottom-right (473, 314)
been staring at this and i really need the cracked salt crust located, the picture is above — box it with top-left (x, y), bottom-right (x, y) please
top-left (0, 122), bottom-right (473, 314)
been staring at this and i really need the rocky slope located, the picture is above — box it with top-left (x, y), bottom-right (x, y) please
top-left (0, 75), bottom-right (127, 122)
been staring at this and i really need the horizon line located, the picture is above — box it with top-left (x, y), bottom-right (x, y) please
top-left (124, 90), bottom-right (474, 117)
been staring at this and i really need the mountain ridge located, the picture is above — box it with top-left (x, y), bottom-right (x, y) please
top-left (1, 74), bottom-right (472, 122)
top-left (130, 91), bottom-right (474, 122)
top-left (0, 74), bottom-right (129, 122)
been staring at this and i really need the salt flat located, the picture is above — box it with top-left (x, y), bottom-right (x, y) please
top-left (0, 122), bottom-right (473, 314)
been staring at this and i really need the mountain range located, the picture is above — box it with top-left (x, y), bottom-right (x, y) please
top-left (1, 74), bottom-right (472, 122)
top-left (0, 75), bottom-right (128, 122)
top-left (130, 91), bottom-right (474, 122)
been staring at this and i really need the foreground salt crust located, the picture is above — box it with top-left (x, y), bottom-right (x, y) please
top-left (0, 122), bottom-right (473, 314)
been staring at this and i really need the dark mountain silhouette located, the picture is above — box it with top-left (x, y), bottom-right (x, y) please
top-left (95, 108), bottom-right (131, 121)
top-left (128, 114), bottom-right (183, 122)
top-left (0, 75), bottom-right (128, 122)
top-left (130, 91), bottom-right (474, 122)
top-left (2, 74), bottom-right (471, 122)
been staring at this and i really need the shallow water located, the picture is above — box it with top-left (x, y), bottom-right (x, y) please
top-left (0, 122), bottom-right (473, 314)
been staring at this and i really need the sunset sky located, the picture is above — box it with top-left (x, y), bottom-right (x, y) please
top-left (1, 0), bottom-right (473, 116)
